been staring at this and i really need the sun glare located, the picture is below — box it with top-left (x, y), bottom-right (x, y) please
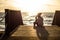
top-left (13, 0), bottom-right (52, 16)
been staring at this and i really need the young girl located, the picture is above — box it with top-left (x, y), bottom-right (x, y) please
top-left (33, 13), bottom-right (43, 29)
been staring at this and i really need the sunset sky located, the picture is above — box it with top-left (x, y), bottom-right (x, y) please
top-left (0, 0), bottom-right (60, 15)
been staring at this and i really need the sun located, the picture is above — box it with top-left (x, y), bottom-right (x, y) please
top-left (12, 0), bottom-right (52, 16)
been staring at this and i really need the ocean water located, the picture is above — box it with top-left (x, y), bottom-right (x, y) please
top-left (23, 13), bottom-right (55, 26)
top-left (0, 12), bottom-right (5, 31)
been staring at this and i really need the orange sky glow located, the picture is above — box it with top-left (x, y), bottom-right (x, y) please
top-left (0, 0), bottom-right (60, 16)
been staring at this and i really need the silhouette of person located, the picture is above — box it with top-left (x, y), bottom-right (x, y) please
top-left (33, 13), bottom-right (49, 40)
